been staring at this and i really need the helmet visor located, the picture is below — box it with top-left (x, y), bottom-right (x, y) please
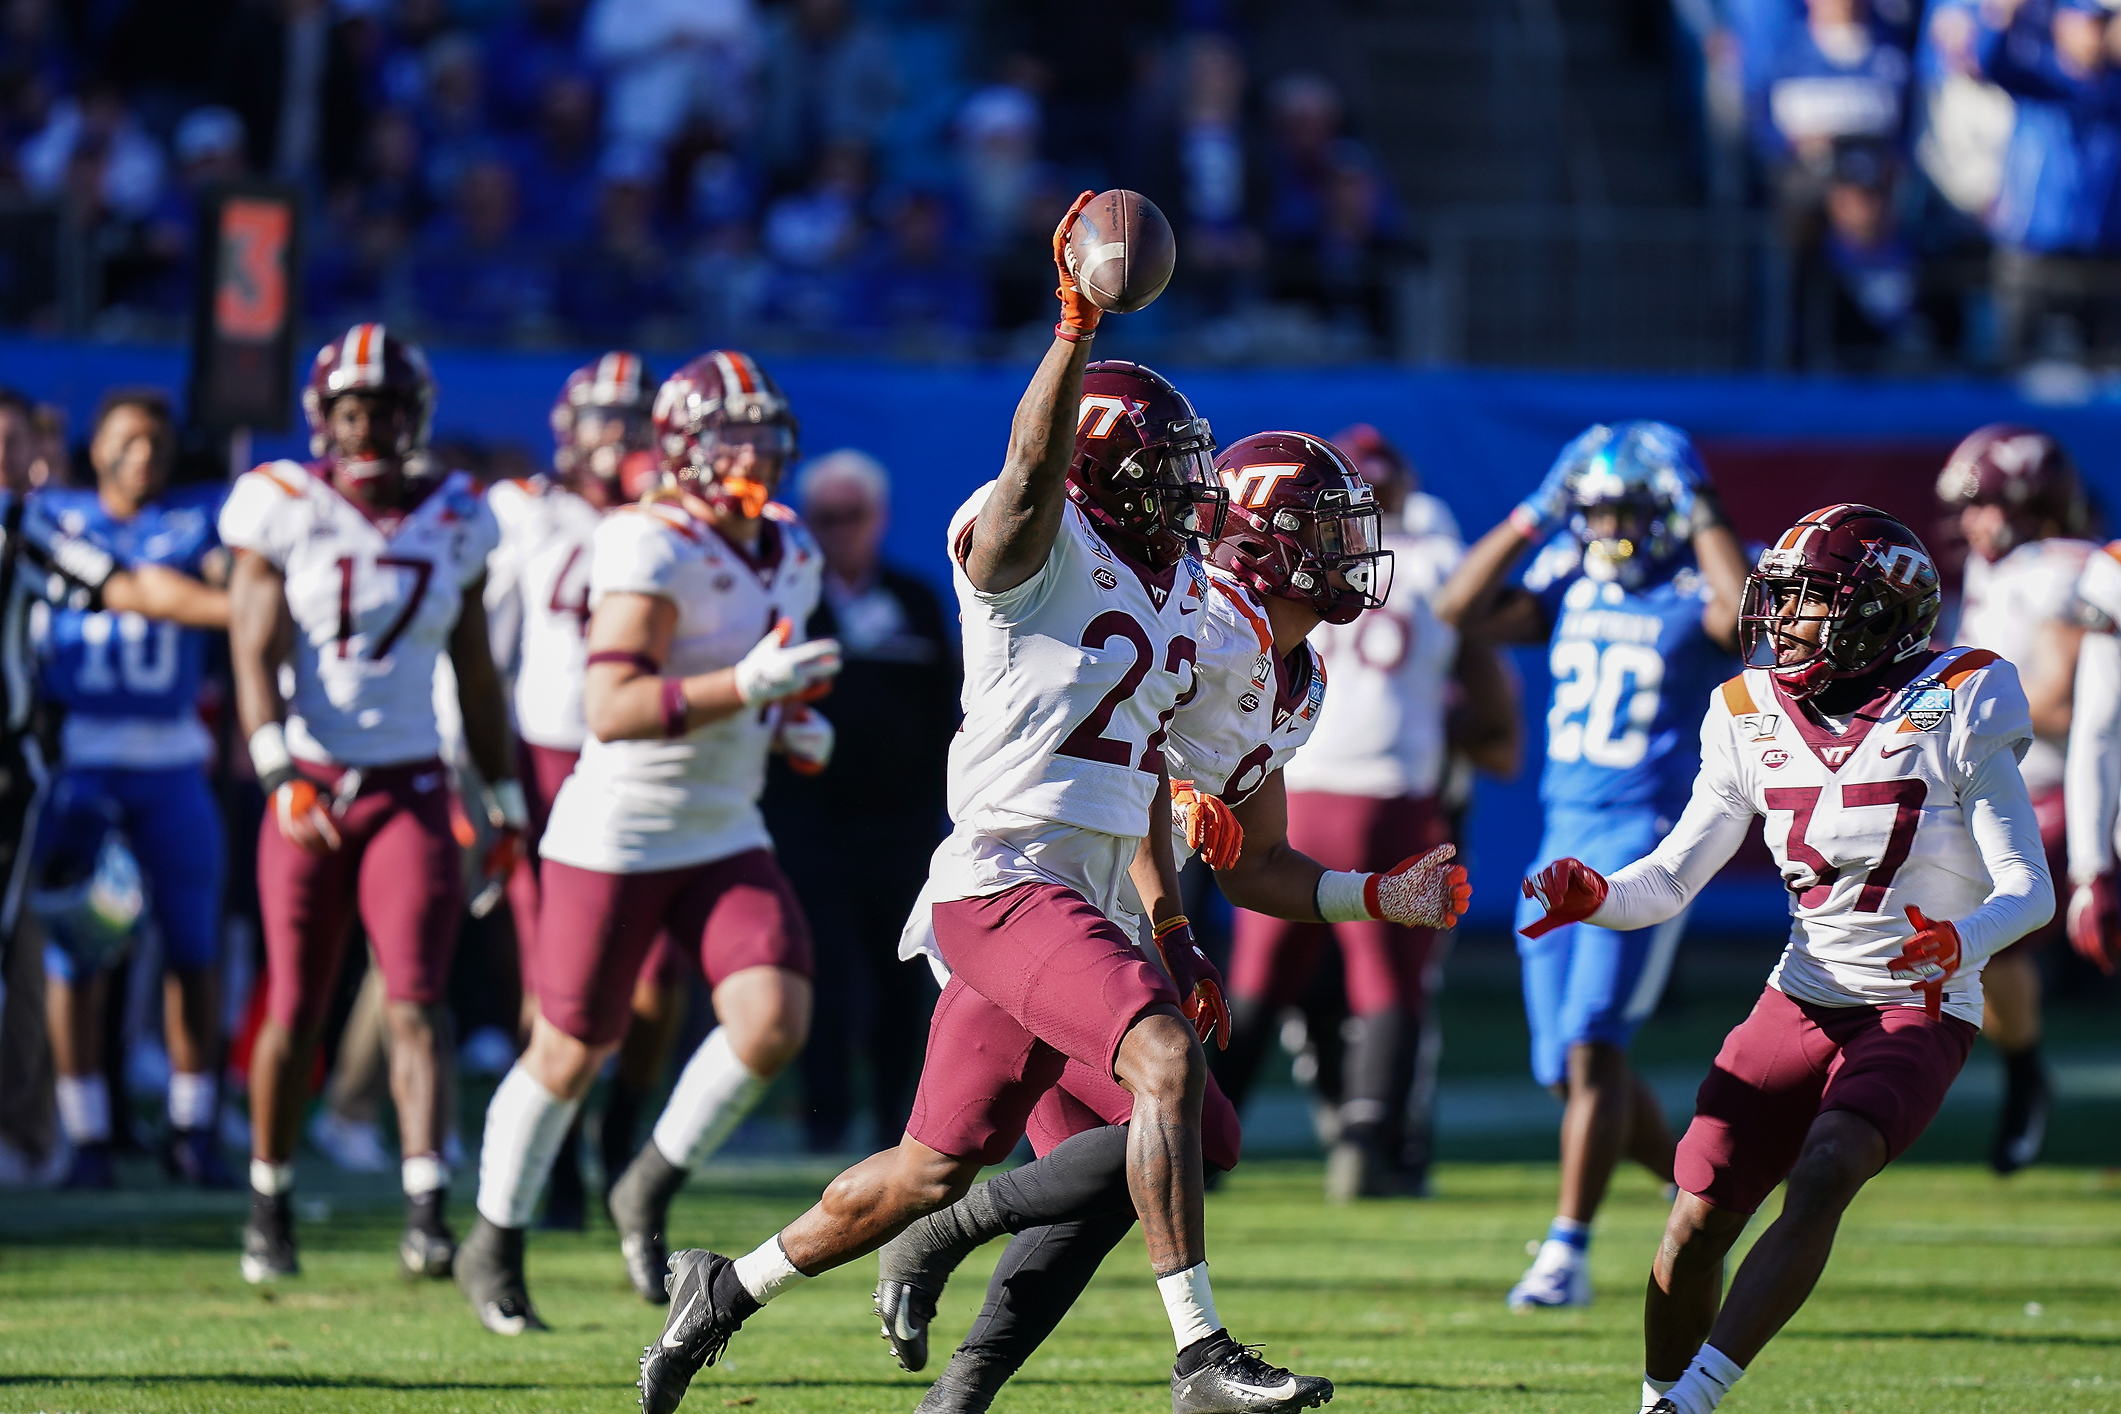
top-left (701, 421), bottom-right (798, 484)
top-left (1293, 500), bottom-right (1393, 613)
top-left (1739, 571), bottom-right (1838, 670)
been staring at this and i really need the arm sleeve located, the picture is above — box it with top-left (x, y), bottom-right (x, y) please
top-left (1955, 745), bottom-right (2057, 964)
top-left (2065, 629), bottom-right (2121, 882)
top-left (1587, 693), bottom-right (1757, 930)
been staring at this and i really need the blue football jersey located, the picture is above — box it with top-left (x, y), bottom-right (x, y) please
top-left (1523, 536), bottom-right (1734, 817)
top-left (37, 486), bottom-right (223, 761)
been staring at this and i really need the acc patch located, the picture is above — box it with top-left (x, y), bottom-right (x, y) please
top-left (1238, 691), bottom-right (1261, 713)
top-left (1761, 748), bottom-right (1790, 770)
top-left (1737, 712), bottom-right (1780, 741)
top-left (1900, 685), bottom-right (1952, 733)
top-left (1093, 567), bottom-right (1119, 592)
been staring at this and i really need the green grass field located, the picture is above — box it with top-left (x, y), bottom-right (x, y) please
top-left (3, 1158), bottom-right (2118, 1414)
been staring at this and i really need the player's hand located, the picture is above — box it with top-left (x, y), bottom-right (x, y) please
top-left (2066, 875), bottom-right (2121, 975)
top-left (732, 618), bottom-right (842, 706)
top-left (1508, 432), bottom-right (1593, 540)
top-left (777, 704), bottom-right (834, 776)
top-left (1368, 843), bottom-right (1471, 929)
top-left (470, 779), bottom-right (530, 919)
top-left (1052, 190), bottom-right (1104, 338)
top-left (1171, 779), bottom-right (1243, 870)
top-left (1891, 904), bottom-right (1963, 1018)
top-left (271, 775), bottom-right (342, 854)
top-left (1520, 856), bottom-right (1607, 938)
top-left (1152, 915), bottom-right (1229, 1050)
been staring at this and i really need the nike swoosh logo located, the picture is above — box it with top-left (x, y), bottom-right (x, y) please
top-left (1880, 743), bottom-right (1921, 758)
top-left (895, 1306), bottom-right (919, 1340)
top-left (663, 1291), bottom-right (700, 1347)
top-left (1179, 603), bottom-right (1197, 614)
top-left (1228, 1378), bottom-right (1299, 1399)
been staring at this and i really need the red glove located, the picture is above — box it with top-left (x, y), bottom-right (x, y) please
top-left (1368, 844), bottom-right (1471, 929)
top-left (1519, 857), bottom-right (1608, 939)
top-left (1171, 780), bottom-right (1243, 870)
top-left (1890, 904), bottom-right (1963, 1018)
top-left (1052, 191), bottom-right (1104, 340)
top-left (270, 776), bottom-right (342, 854)
top-left (1152, 915), bottom-right (1229, 1050)
top-left (469, 779), bottom-right (530, 919)
top-left (2066, 875), bottom-right (2121, 976)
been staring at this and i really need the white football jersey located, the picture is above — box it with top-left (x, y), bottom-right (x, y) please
top-left (538, 499), bottom-right (823, 874)
top-left (1283, 524), bottom-right (1460, 800)
top-left (485, 478), bottom-right (604, 751)
top-left (1955, 536), bottom-right (2092, 794)
top-left (1164, 572), bottom-right (1325, 863)
top-left (218, 462), bottom-right (498, 767)
top-left (1697, 648), bottom-right (2033, 1023)
top-left (2063, 542), bottom-right (2121, 880)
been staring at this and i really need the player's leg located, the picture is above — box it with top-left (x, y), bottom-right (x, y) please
top-left (1215, 907), bottom-right (1325, 1115)
top-left (611, 850), bottom-right (812, 1301)
top-left (43, 951), bottom-right (114, 1188)
top-left (355, 767), bottom-right (468, 1279)
top-left (1983, 784), bottom-right (2066, 1175)
top-left (119, 766), bottom-right (233, 1187)
top-left (460, 858), bottom-right (669, 1332)
top-left (1508, 880), bottom-right (1578, 1306)
top-left (246, 796), bottom-right (365, 1282)
top-left (602, 947), bottom-right (686, 1203)
top-left (1654, 998), bottom-right (1978, 1414)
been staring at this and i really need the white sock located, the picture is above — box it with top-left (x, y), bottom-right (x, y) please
top-left (1642, 1375), bottom-right (1678, 1412)
top-left (1667, 1344), bottom-right (1744, 1414)
top-left (55, 1075), bottom-right (111, 1144)
top-left (251, 1158), bottom-right (295, 1195)
top-left (475, 1065), bottom-right (581, 1228)
top-left (403, 1151), bottom-right (448, 1197)
top-left (650, 1028), bottom-right (768, 1169)
top-left (733, 1235), bottom-right (810, 1305)
top-left (1157, 1261), bottom-right (1222, 1350)
top-left (168, 1072), bottom-right (218, 1131)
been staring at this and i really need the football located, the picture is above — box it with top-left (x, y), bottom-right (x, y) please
top-left (1065, 190), bottom-right (1176, 314)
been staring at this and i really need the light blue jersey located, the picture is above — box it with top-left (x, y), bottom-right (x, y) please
top-left (37, 484), bottom-right (224, 769)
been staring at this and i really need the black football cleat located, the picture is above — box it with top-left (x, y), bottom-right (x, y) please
top-left (1648, 1402), bottom-right (1680, 1414)
top-left (1990, 1060), bottom-right (2050, 1176)
top-left (610, 1144), bottom-right (687, 1303)
top-left (163, 1128), bottom-right (239, 1190)
top-left (400, 1190), bottom-right (457, 1279)
top-left (639, 1249), bottom-right (748, 1414)
top-left (1172, 1337), bottom-right (1334, 1413)
top-left (456, 1215), bottom-right (548, 1335)
top-left (241, 1190), bottom-right (300, 1284)
top-left (874, 1277), bottom-right (939, 1372)
top-left (913, 1350), bottom-right (1014, 1414)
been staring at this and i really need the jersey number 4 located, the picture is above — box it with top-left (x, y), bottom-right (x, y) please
top-left (1057, 610), bottom-right (1195, 775)
top-left (1764, 780), bottom-right (1927, 911)
top-left (335, 556), bottom-right (434, 660)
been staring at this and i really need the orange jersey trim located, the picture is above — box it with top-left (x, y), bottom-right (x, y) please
top-left (1210, 578), bottom-right (1272, 656)
top-left (1940, 648), bottom-right (2001, 689)
top-left (1720, 674), bottom-right (1758, 717)
top-left (253, 463), bottom-right (306, 497)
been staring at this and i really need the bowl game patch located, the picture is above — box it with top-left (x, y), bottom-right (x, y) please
top-left (1900, 685), bottom-right (1953, 732)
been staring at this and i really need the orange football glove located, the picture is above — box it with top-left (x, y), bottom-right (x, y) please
top-left (1171, 779), bottom-right (1243, 870)
top-left (1520, 857), bottom-right (1607, 939)
top-left (1152, 915), bottom-right (1229, 1050)
top-left (777, 704), bottom-right (834, 776)
top-left (1052, 190), bottom-right (1103, 338)
top-left (2066, 875), bottom-right (2121, 976)
top-left (271, 776), bottom-right (342, 854)
top-left (470, 779), bottom-right (530, 919)
top-left (1368, 844), bottom-right (1471, 929)
top-left (1890, 904), bottom-right (1963, 1018)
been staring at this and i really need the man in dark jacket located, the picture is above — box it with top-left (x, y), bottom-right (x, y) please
top-left (763, 450), bottom-right (958, 1153)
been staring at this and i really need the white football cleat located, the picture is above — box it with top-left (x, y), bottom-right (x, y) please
top-left (1507, 1239), bottom-right (1591, 1310)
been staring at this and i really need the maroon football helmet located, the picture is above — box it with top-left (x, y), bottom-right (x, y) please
top-left (1935, 423), bottom-right (2088, 555)
top-left (1067, 361), bottom-right (1227, 569)
top-left (1211, 431), bottom-right (1393, 625)
top-left (302, 323), bottom-right (436, 476)
top-left (552, 350), bottom-right (656, 501)
top-left (1739, 503), bottom-right (1942, 698)
top-left (651, 349), bottom-right (798, 519)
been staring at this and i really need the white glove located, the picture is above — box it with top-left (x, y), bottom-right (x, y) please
top-left (777, 705), bottom-right (834, 775)
top-left (732, 618), bottom-right (842, 706)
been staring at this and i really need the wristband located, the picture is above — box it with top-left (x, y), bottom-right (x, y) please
top-left (588, 650), bottom-right (662, 673)
top-left (660, 677), bottom-right (690, 738)
top-left (488, 778), bottom-right (529, 831)
top-left (1152, 914), bottom-right (1191, 941)
top-left (1053, 321), bottom-right (1097, 344)
top-left (1507, 504), bottom-right (1544, 538)
top-left (248, 722), bottom-right (298, 794)
top-left (1315, 870), bottom-right (1375, 924)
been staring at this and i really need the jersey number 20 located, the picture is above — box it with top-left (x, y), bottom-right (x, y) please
top-left (1548, 640), bottom-right (1663, 769)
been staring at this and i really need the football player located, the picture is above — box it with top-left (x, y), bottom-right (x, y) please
top-left (1437, 421), bottom-right (1748, 1309)
top-left (1520, 504), bottom-right (2052, 1414)
top-left (876, 431), bottom-right (1469, 1414)
top-left (1934, 424), bottom-right (2094, 1174)
top-left (484, 351), bottom-right (683, 1227)
top-left (635, 199), bottom-right (1377, 1414)
top-left (219, 325), bottom-right (524, 1285)
top-left (35, 389), bottom-right (235, 1190)
top-left (456, 350), bottom-right (836, 1335)
top-left (2063, 539), bottom-right (2121, 976)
